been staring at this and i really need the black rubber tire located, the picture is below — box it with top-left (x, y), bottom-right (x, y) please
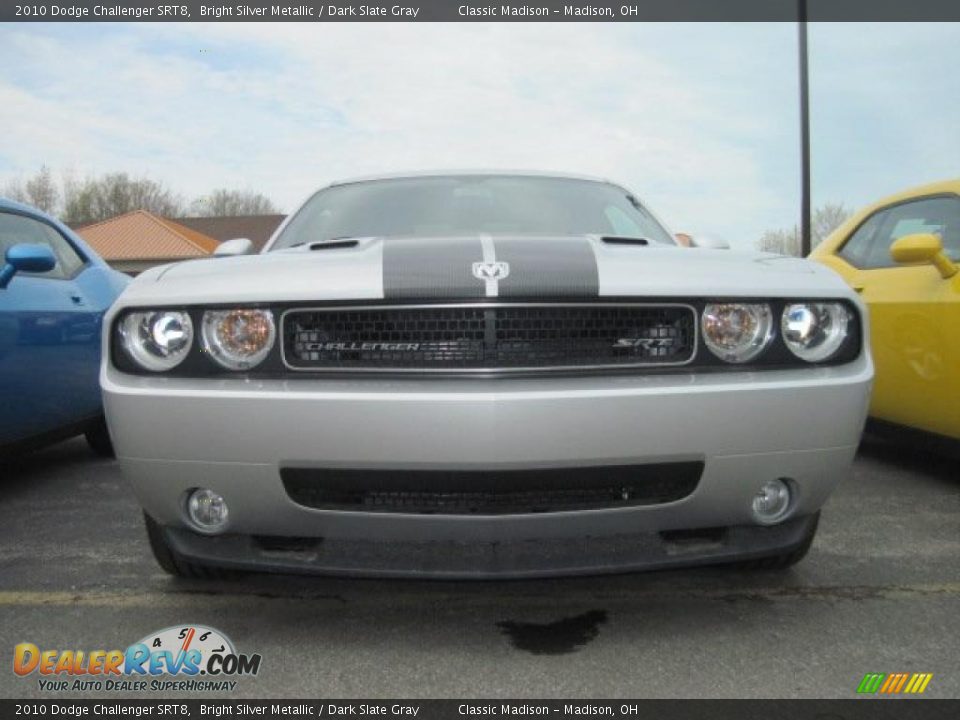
top-left (734, 513), bottom-right (820, 571)
top-left (143, 514), bottom-right (241, 580)
top-left (84, 416), bottom-right (116, 458)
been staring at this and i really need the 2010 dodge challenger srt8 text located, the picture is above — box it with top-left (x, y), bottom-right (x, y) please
top-left (101, 173), bottom-right (873, 578)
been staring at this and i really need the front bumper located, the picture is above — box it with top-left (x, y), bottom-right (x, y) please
top-left (103, 356), bottom-right (871, 576)
top-left (160, 514), bottom-right (819, 579)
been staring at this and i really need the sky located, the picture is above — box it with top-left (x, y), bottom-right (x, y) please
top-left (0, 22), bottom-right (957, 250)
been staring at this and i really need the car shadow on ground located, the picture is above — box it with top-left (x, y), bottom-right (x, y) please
top-left (0, 437), bottom-right (103, 499)
top-left (857, 432), bottom-right (959, 483)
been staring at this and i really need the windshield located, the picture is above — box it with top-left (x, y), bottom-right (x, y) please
top-left (270, 175), bottom-right (676, 250)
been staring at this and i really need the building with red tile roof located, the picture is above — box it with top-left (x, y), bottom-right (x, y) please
top-left (75, 210), bottom-right (221, 275)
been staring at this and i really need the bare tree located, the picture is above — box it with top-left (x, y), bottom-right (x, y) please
top-left (2, 166), bottom-right (59, 214)
top-left (757, 204), bottom-right (852, 256)
top-left (812, 203), bottom-right (852, 246)
top-left (190, 189), bottom-right (278, 217)
top-left (4, 166), bottom-right (279, 224)
top-left (758, 225), bottom-right (802, 256)
top-left (63, 173), bottom-right (185, 225)
top-left (24, 166), bottom-right (59, 214)
top-left (2, 176), bottom-right (28, 204)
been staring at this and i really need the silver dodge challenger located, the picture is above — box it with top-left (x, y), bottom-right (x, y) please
top-left (101, 172), bottom-right (873, 578)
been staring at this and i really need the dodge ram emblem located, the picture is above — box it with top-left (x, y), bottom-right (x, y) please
top-left (472, 261), bottom-right (510, 281)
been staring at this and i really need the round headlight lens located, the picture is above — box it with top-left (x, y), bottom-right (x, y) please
top-left (201, 309), bottom-right (276, 370)
top-left (119, 310), bottom-right (193, 372)
top-left (782, 302), bottom-right (851, 362)
top-left (701, 303), bottom-right (774, 363)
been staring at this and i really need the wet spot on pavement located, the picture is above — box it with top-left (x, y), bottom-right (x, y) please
top-left (497, 609), bottom-right (607, 655)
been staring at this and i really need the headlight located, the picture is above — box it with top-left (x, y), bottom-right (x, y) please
top-left (119, 310), bottom-right (193, 372)
top-left (201, 309), bottom-right (276, 370)
top-left (701, 303), bottom-right (774, 363)
top-left (782, 302), bottom-right (851, 362)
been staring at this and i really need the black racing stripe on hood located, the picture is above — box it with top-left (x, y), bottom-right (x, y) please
top-left (382, 237), bottom-right (485, 299)
top-left (493, 236), bottom-right (599, 297)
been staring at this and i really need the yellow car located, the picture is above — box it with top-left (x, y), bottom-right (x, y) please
top-left (811, 179), bottom-right (960, 441)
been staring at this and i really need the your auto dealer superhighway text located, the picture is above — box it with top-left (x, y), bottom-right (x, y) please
top-left (199, 4), bottom-right (420, 17)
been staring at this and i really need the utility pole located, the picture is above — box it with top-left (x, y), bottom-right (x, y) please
top-left (798, 0), bottom-right (812, 256)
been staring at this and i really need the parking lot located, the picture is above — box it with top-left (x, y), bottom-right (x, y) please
top-left (0, 435), bottom-right (957, 699)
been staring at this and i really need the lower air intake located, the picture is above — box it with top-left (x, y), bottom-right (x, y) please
top-left (281, 462), bottom-right (703, 515)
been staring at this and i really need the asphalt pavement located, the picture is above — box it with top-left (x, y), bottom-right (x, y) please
top-left (0, 436), bottom-right (957, 699)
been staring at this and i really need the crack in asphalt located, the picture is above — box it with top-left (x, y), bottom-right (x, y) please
top-left (0, 582), bottom-right (958, 607)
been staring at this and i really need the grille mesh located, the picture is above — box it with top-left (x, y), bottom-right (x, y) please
top-left (281, 463), bottom-right (703, 515)
top-left (283, 304), bottom-right (695, 372)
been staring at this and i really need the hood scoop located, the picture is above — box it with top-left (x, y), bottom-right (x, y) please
top-left (307, 239), bottom-right (361, 251)
top-left (600, 236), bottom-right (650, 246)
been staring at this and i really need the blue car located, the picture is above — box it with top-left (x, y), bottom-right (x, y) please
top-left (0, 198), bottom-right (128, 456)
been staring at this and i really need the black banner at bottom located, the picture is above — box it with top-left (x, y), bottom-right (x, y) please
top-left (1, 700), bottom-right (958, 720)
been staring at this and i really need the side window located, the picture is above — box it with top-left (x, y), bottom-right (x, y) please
top-left (839, 210), bottom-right (886, 268)
top-left (841, 196), bottom-right (960, 269)
top-left (883, 196), bottom-right (960, 263)
top-left (0, 212), bottom-right (86, 279)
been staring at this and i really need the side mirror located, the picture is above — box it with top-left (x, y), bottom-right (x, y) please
top-left (214, 238), bottom-right (254, 257)
top-left (890, 233), bottom-right (957, 278)
top-left (0, 244), bottom-right (57, 289)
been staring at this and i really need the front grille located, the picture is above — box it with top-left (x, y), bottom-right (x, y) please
top-left (281, 463), bottom-right (703, 515)
top-left (282, 304), bottom-right (695, 372)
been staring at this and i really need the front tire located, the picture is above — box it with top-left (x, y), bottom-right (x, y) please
top-left (144, 514), bottom-right (240, 580)
top-left (84, 416), bottom-right (115, 458)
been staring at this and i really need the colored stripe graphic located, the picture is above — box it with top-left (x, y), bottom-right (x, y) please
top-left (492, 236), bottom-right (599, 298)
top-left (857, 673), bottom-right (932, 695)
top-left (857, 673), bottom-right (885, 693)
top-left (382, 236), bottom-right (485, 299)
top-left (892, 673), bottom-right (910, 693)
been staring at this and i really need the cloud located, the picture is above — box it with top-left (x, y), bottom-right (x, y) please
top-left (2, 22), bottom-right (817, 247)
top-left (809, 23), bottom-right (960, 210)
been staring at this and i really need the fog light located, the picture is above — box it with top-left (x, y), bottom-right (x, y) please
top-left (751, 479), bottom-right (792, 525)
top-left (186, 488), bottom-right (229, 533)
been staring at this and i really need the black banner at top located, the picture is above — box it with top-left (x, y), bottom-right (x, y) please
top-left (2, 0), bottom-right (960, 22)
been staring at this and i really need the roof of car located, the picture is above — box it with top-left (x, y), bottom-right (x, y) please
top-left (865, 177), bottom-right (960, 210)
top-left (0, 196), bottom-right (48, 217)
top-left (328, 170), bottom-right (617, 187)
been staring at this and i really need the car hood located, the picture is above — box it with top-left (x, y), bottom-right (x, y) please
top-left (118, 235), bottom-right (855, 307)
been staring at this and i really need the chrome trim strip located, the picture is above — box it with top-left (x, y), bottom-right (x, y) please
top-left (279, 302), bottom-right (699, 374)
